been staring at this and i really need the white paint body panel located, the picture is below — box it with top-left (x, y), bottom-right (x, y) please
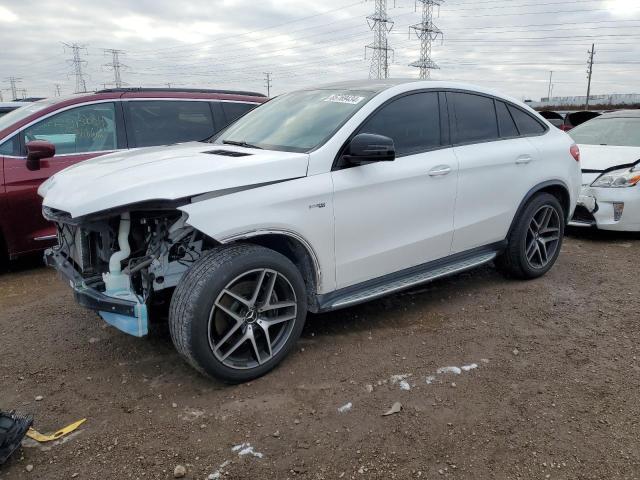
top-left (40, 80), bottom-right (581, 296)
top-left (38, 142), bottom-right (310, 218)
top-left (332, 148), bottom-right (458, 288)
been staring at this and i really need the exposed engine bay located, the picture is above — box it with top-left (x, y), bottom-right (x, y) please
top-left (43, 206), bottom-right (212, 336)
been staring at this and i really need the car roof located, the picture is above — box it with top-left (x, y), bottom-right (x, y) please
top-left (596, 109), bottom-right (640, 119)
top-left (310, 78), bottom-right (529, 111)
top-left (0, 88), bottom-right (267, 141)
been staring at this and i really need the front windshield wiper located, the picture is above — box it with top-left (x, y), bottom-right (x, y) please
top-left (222, 139), bottom-right (263, 149)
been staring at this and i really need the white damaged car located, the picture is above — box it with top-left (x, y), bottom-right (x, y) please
top-left (568, 110), bottom-right (640, 231)
top-left (39, 80), bottom-right (581, 382)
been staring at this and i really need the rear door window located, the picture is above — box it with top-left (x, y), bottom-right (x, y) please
top-left (127, 100), bottom-right (215, 147)
top-left (358, 92), bottom-right (441, 156)
top-left (495, 101), bottom-right (519, 138)
top-left (221, 102), bottom-right (258, 127)
top-left (23, 103), bottom-right (118, 155)
top-left (450, 92), bottom-right (499, 144)
top-left (507, 105), bottom-right (546, 135)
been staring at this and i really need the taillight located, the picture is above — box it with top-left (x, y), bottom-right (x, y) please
top-left (570, 144), bottom-right (580, 162)
top-left (560, 125), bottom-right (572, 131)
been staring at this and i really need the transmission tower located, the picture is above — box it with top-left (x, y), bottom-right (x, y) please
top-left (366, 0), bottom-right (394, 79)
top-left (585, 43), bottom-right (596, 110)
top-left (4, 77), bottom-right (22, 100)
top-left (103, 49), bottom-right (127, 88)
top-left (409, 0), bottom-right (443, 79)
top-left (54, 84), bottom-right (62, 96)
top-left (264, 72), bottom-right (272, 97)
top-left (63, 43), bottom-right (88, 93)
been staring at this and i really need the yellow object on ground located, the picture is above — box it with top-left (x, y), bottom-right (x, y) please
top-left (26, 418), bottom-right (86, 442)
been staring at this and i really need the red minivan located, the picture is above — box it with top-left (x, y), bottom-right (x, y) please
top-left (0, 88), bottom-right (266, 263)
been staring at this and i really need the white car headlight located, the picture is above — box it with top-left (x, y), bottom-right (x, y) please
top-left (591, 165), bottom-right (640, 188)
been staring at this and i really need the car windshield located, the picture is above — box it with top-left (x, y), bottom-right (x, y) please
top-left (212, 89), bottom-right (375, 152)
top-left (569, 117), bottom-right (640, 147)
top-left (0, 101), bottom-right (52, 132)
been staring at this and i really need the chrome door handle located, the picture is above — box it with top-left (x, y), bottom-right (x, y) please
top-left (428, 165), bottom-right (452, 177)
top-left (516, 154), bottom-right (533, 164)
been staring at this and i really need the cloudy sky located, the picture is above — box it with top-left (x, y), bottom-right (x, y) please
top-left (1, 0), bottom-right (639, 100)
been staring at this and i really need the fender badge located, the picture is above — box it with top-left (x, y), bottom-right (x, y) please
top-left (309, 202), bottom-right (326, 209)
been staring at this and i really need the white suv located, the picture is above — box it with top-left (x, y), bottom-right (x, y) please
top-left (39, 80), bottom-right (581, 382)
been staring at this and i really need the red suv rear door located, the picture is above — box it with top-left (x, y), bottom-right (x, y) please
top-left (3, 101), bottom-right (126, 256)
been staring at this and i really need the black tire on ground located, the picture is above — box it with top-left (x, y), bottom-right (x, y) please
top-left (169, 243), bottom-right (307, 383)
top-left (0, 235), bottom-right (8, 273)
top-left (496, 192), bottom-right (566, 280)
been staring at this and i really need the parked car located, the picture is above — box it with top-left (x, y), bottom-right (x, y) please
top-left (39, 80), bottom-right (581, 382)
top-left (568, 110), bottom-right (640, 231)
top-left (0, 88), bottom-right (266, 263)
top-left (539, 110), bottom-right (565, 129)
top-left (561, 110), bottom-right (601, 131)
top-left (0, 101), bottom-right (30, 118)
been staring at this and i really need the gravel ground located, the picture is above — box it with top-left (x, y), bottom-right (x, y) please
top-left (0, 229), bottom-right (639, 480)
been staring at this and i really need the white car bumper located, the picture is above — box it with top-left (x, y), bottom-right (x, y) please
top-left (569, 185), bottom-right (640, 231)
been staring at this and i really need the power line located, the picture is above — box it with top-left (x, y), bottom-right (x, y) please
top-left (103, 49), bottom-right (127, 88)
top-left (366, 0), bottom-right (394, 79)
top-left (409, 1), bottom-right (444, 79)
top-left (63, 43), bottom-right (88, 93)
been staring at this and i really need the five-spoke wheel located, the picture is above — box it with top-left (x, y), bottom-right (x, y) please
top-left (169, 244), bottom-right (307, 383)
top-left (496, 192), bottom-right (565, 279)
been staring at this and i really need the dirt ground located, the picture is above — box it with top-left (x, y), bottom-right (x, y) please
top-left (1, 229), bottom-right (639, 480)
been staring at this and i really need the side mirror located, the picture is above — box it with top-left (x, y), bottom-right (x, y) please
top-left (344, 133), bottom-right (395, 165)
top-left (26, 140), bottom-right (55, 171)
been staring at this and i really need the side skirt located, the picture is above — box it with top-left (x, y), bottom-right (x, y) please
top-left (315, 242), bottom-right (506, 312)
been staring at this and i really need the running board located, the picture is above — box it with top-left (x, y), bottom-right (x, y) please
top-left (320, 251), bottom-right (498, 311)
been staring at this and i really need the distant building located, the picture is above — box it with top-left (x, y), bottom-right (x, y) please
top-left (529, 93), bottom-right (640, 109)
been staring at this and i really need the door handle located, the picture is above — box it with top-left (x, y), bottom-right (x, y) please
top-left (428, 165), bottom-right (452, 177)
top-left (515, 154), bottom-right (533, 165)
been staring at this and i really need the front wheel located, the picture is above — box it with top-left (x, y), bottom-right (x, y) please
top-left (496, 192), bottom-right (565, 279)
top-left (169, 244), bottom-right (307, 383)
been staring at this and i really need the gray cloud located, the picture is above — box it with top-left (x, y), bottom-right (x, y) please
top-left (1, 0), bottom-right (639, 100)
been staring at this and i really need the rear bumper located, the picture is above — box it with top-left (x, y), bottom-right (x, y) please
top-left (44, 248), bottom-right (148, 336)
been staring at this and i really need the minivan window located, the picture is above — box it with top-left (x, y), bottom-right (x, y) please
top-left (213, 89), bottom-right (375, 153)
top-left (451, 93), bottom-right (499, 144)
top-left (23, 103), bottom-right (118, 155)
top-left (128, 100), bottom-right (215, 147)
top-left (0, 101), bottom-right (52, 132)
top-left (358, 92), bottom-right (441, 156)
top-left (496, 101), bottom-right (519, 138)
top-left (507, 105), bottom-right (546, 136)
top-left (221, 102), bottom-right (258, 127)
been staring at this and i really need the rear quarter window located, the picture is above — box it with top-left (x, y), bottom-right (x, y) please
top-left (507, 105), bottom-right (546, 136)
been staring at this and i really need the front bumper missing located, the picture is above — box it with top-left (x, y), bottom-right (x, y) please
top-left (44, 248), bottom-right (148, 337)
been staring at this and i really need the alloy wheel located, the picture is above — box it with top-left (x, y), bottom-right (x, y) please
top-left (208, 268), bottom-right (298, 370)
top-left (525, 205), bottom-right (561, 269)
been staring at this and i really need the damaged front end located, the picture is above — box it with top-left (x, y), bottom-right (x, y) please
top-left (43, 205), bottom-right (208, 336)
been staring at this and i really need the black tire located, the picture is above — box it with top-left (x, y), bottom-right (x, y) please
top-left (0, 235), bottom-right (8, 273)
top-left (169, 243), bottom-right (307, 383)
top-left (496, 192), bottom-right (565, 279)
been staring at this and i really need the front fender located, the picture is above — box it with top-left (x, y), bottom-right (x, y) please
top-left (179, 174), bottom-right (336, 293)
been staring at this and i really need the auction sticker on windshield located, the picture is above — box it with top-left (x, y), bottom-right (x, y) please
top-left (324, 94), bottom-right (365, 104)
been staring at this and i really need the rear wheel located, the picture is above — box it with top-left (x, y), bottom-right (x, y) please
top-left (496, 192), bottom-right (565, 279)
top-left (169, 244), bottom-right (307, 383)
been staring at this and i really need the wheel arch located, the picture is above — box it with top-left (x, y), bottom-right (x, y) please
top-left (508, 180), bottom-right (571, 238)
top-left (218, 230), bottom-right (322, 310)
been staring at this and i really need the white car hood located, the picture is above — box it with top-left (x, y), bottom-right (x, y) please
top-left (39, 142), bottom-right (309, 218)
top-left (578, 144), bottom-right (640, 171)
